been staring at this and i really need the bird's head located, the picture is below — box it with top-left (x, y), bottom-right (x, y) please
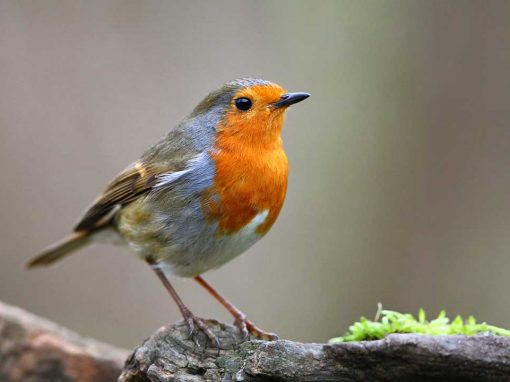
top-left (191, 78), bottom-right (309, 147)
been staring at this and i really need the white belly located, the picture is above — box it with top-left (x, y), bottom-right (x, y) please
top-left (143, 210), bottom-right (269, 278)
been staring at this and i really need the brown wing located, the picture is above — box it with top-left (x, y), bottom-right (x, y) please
top-left (74, 161), bottom-right (167, 232)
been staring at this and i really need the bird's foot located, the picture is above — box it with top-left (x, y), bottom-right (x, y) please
top-left (181, 307), bottom-right (220, 348)
top-left (234, 316), bottom-right (278, 341)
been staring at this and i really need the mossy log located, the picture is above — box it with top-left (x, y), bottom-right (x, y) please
top-left (2, 301), bottom-right (510, 382)
top-left (120, 320), bottom-right (510, 382)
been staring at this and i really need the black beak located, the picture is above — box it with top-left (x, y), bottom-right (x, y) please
top-left (271, 92), bottom-right (310, 108)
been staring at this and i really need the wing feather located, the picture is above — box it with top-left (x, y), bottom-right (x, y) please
top-left (74, 161), bottom-right (171, 232)
top-left (73, 125), bottom-right (207, 234)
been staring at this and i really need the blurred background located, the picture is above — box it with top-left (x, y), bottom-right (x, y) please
top-left (1, 0), bottom-right (510, 349)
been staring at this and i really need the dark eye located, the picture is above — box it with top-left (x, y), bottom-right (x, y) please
top-left (235, 97), bottom-right (252, 111)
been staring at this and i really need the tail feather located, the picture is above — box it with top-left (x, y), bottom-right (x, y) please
top-left (27, 231), bottom-right (91, 268)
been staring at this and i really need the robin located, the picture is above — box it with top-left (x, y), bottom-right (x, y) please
top-left (27, 78), bottom-right (310, 344)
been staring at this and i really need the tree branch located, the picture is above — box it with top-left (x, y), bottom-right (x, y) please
top-left (120, 320), bottom-right (510, 382)
top-left (0, 301), bottom-right (127, 382)
top-left (2, 301), bottom-right (510, 382)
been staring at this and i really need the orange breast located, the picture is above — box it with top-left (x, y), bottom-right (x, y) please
top-left (202, 110), bottom-right (289, 235)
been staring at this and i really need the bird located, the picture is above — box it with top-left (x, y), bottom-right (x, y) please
top-left (27, 78), bottom-right (310, 344)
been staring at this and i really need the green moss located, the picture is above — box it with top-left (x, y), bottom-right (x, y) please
top-left (329, 304), bottom-right (510, 343)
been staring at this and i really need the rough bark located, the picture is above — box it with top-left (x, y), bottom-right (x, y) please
top-left (120, 320), bottom-right (510, 382)
top-left (2, 301), bottom-right (510, 382)
top-left (0, 301), bottom-right (128, 382)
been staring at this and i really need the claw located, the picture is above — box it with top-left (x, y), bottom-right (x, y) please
top-left (234, 317), bottom-right (250, 342)
top-left (234, 317), bottom-right (278, 341)
top-left (181, 307), bottom-right (196, 339)
top-left (181, 308), bottom-right (220, 348)
top-left (194, 316), bottom-right (221, 348)
top-left (246, 319), bottom-right (278, 340)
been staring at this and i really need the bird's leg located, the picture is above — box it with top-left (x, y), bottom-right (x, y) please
top-left (146, 258), bottom-right (219, 347)
top-left (194, 275), bottom-right (278, 341)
